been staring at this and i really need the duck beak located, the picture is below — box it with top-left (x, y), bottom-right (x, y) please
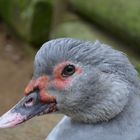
top-left (0, 90), bottom-right (57, 128)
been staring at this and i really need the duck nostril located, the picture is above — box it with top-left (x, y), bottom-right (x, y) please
top-left (24, 97), bottom-right (34, 107)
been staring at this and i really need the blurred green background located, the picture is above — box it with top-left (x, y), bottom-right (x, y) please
top-left (0, 0), bottom-right (140, 140)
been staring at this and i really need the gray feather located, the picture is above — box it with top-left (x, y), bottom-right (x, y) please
top-left (33, 38), bottom-right (140, 140)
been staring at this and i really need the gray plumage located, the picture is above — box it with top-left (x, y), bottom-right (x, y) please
top-left (33, 38), bottom-right (140, 140)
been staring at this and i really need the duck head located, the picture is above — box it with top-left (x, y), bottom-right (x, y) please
top-left (0, 38), bottom-right (138, 128)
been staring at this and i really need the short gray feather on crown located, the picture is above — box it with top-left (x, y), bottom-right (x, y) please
top-left (34, 38), bottom-right (140, 123)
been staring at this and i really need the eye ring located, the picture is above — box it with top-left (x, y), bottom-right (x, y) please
top-left (61, 64), bottom-right (76, 77)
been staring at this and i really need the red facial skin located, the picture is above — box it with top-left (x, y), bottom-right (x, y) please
top-left (24, 61), bottom-right (82, 103)
top-left (51, 62), bottom-right (82, 90)
top-left (24, 76), bottom-right (55, 103)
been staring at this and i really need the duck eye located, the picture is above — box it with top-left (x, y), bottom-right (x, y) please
top-left (61, 64), bottom-right (75, 77)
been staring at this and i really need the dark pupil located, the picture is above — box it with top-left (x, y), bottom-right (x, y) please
top-left (62, 65), bottom-right (75, 77)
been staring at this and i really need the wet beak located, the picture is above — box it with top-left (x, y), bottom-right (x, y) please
top-left (0, 90), bottom-right (57, 128)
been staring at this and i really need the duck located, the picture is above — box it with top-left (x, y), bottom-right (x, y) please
top-left (0, 38), bottom-right (140, 140)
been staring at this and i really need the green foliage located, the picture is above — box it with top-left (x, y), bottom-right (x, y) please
top-left (70, 0), bottom-right (140, 51)
top-left (51, 20), bottom-right (97, 41)
top-left (135, 65), bottom-right (140, 75)
top-left (0, 0), bottom-right (54, 46)
top-left (31, 0), bottom-right (53, 46)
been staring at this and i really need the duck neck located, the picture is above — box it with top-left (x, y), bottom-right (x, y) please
top-left (70, 92), bottom-right (140, 124)
top-left (112, 93), bottom-right (140, 125)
